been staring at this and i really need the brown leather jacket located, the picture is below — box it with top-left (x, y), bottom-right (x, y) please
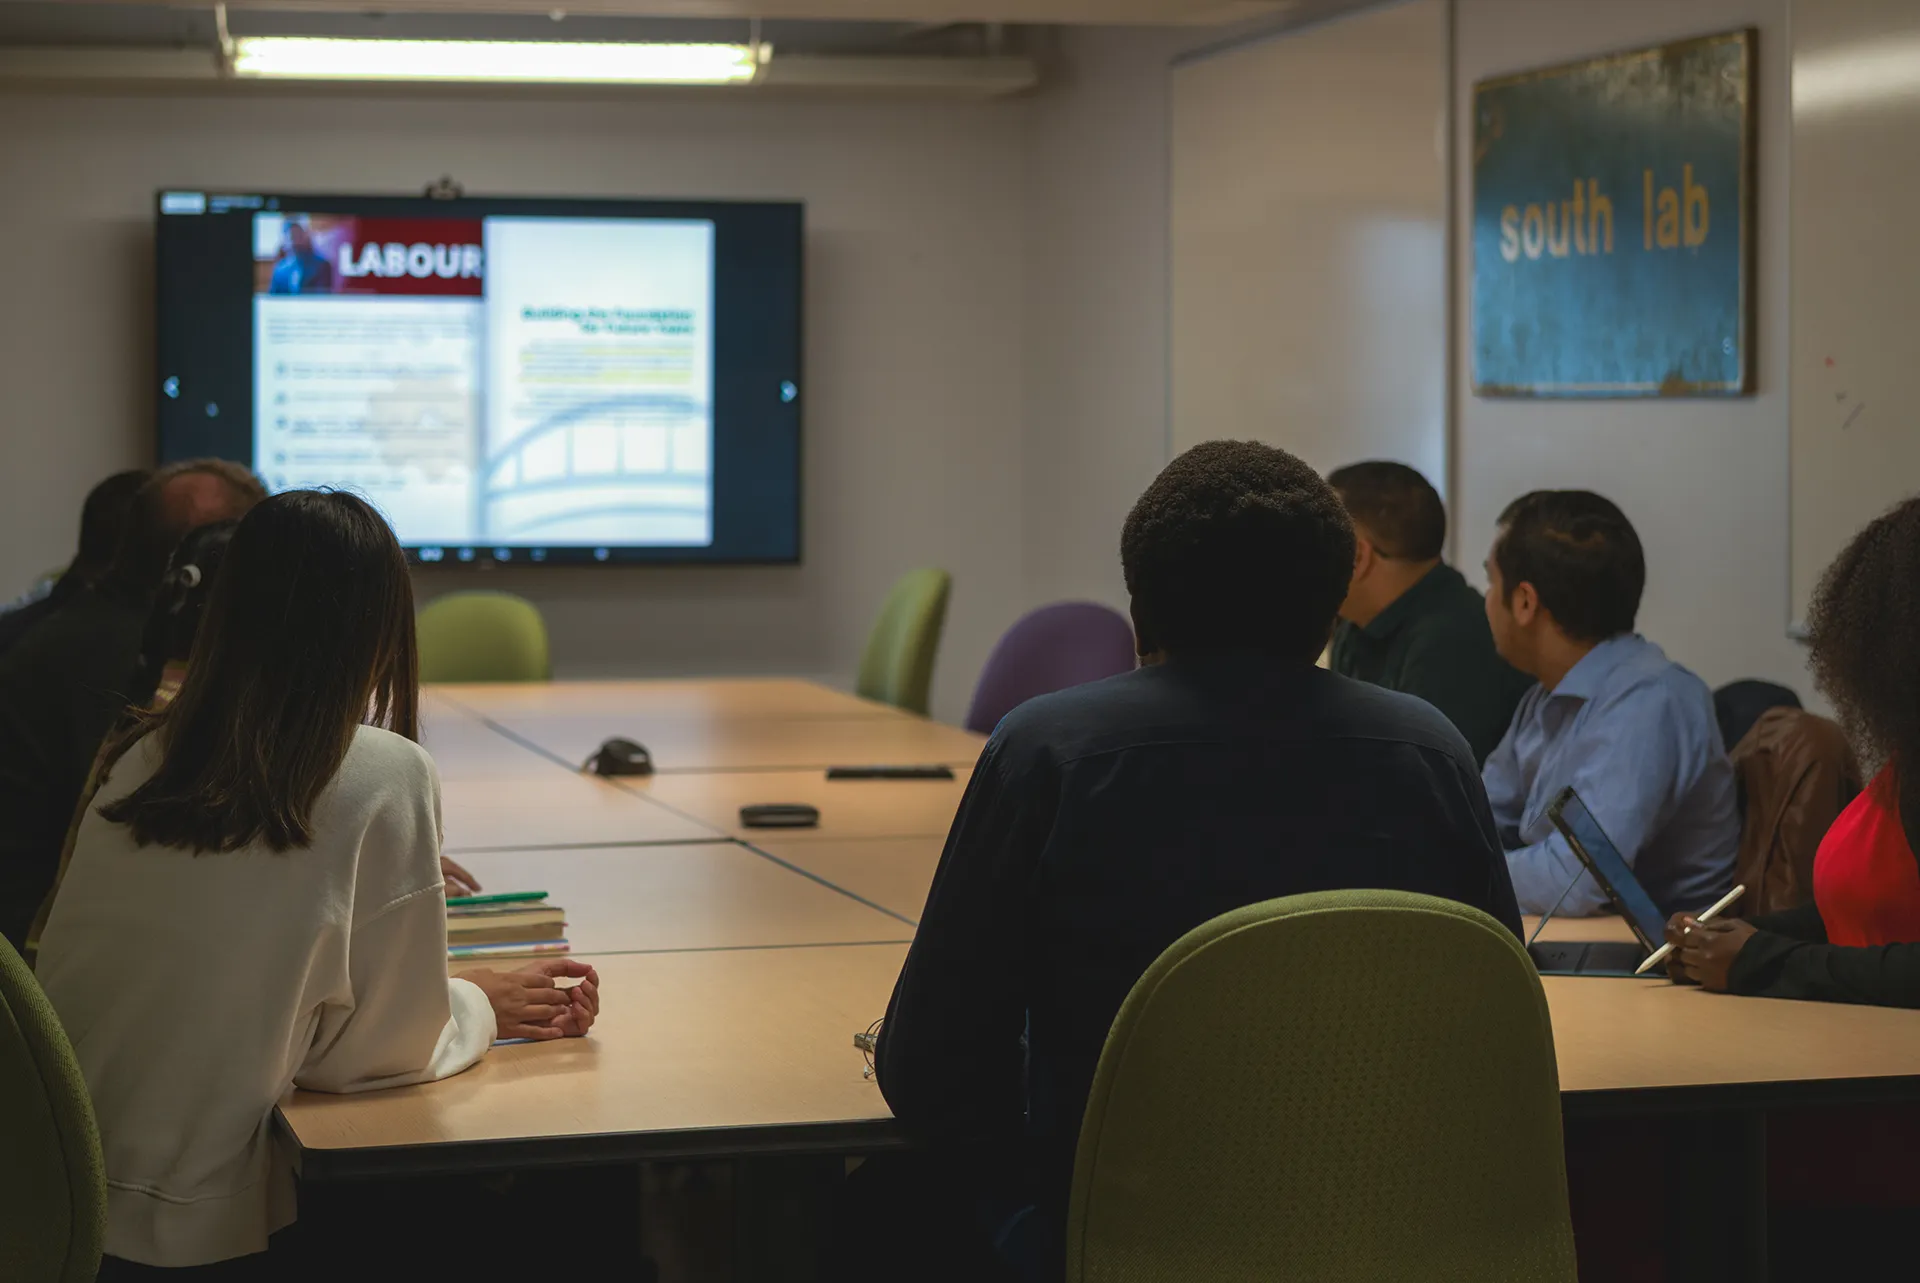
top-left (1730, 707), bottom-right (1861, 917)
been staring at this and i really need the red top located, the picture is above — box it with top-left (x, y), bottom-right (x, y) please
top-left (1813, 766), bottom-right (1920, 946)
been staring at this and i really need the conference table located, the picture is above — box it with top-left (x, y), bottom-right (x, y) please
top-left (280, 678), bottom-right (1920, 1281)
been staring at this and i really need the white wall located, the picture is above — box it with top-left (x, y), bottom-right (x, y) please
top-left (0, 89), bottom-right (1028, 722)
top-left (0, 2), bottom-right (1810, 725)
top-left (1787, 0), bottom-right (1920, 623)
top-left (1171, 0), bottom-right (1448, 490)
top-left (1028, 2), bottom-right (1813, 701)
top-left (1453, 0), bottom-right (1810, 697)
top-left (1020, 26), bottom-right (1189, 614)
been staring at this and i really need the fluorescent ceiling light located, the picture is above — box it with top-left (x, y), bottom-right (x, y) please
top-left (229, 37), bottom-right (763, 85)
top-left (1796, 34), bottom-right (1920, 119)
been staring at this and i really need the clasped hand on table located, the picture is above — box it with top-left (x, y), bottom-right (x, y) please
top-left (459, 960), bottom-right (602, 1041)
top-left (437, 855), bottom-right (600, 1041)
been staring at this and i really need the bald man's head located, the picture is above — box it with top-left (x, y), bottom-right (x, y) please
top-left (104, 460), bottom-right (267, 600)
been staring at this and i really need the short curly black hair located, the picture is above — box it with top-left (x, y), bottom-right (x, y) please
top-left (1121, 440), bottom-right (1355, 660)
top-left (1806, 496), bottom-right (1920, 769)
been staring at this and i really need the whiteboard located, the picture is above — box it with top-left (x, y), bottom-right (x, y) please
top-left (1789, 0), bottom-right (1920, 621)
top-left (1170, 0), bottom-right (1448, 493)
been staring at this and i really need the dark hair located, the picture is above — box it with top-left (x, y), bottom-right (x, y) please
top-left (74, 470), bottom-right (153, 572)
top-left (1493, 491), bottom-right (1645, 644)
top-left (102, 460), bottom-right (266, 601)
top-left (101, 491), bottom-right (420, 853)
top-left (1806, 497), bottom-right (1920, 771)
top-left (129, 519), bottom-right (239, 709)
top-left (1122, 440), bottom-right (1355, 660)
top-left (1326, 461), bottom-right (1446, 561)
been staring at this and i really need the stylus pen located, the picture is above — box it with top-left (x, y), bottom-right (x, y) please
top-left (1635, 883), bottom-right (1747, 975)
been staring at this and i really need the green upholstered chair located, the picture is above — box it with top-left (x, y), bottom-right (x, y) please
top-left (1066, 889), bottom-right (1577, 1283)
top-left (416, 590), bottom-right (552, 684)
top-left (855, 568), bottom-right (951, 716)
top-left (0, 933), bottom-right (106, 1283)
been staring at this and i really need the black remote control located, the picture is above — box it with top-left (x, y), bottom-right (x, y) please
top-left (825, 765), bottom-right (957, 780)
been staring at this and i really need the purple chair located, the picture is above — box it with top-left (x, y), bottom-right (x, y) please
top-left (965, 602), bottom-right (1138, 734)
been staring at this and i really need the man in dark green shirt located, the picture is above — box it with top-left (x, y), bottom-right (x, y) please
top-left (1326, 461), bottom-right (1533, 763)
top-left (0, 460), bottom-right (265, 947)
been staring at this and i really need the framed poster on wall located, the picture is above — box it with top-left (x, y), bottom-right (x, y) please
top-left (1471, 29), bottom-right (1755, 397)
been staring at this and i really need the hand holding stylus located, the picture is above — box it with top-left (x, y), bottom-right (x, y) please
top-left (1638, 884), bottom-right (1746, 975)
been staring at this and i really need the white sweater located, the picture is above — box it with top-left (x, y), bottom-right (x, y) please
top-left (37, 724), bottom-right (494, 1267)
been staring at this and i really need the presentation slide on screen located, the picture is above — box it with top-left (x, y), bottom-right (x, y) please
top-left (252, 212), bottom-right (716, 548)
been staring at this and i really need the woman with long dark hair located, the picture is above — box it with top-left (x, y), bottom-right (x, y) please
top-left (37, 491), bottom-right (599, 1274)
top-left (1665, 495), bottom-right (1920, 1000)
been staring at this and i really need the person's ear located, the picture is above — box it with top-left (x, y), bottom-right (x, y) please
top-left (1128, 599), bottom-right (1157, 661)
top-left (1351, 535), bottom-right (1376, 582)
top-left (1509, 581), bottom-right (1541, 628)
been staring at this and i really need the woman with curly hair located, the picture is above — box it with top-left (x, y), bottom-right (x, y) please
top-left (1665, 496), bottom-right (1920, 1003)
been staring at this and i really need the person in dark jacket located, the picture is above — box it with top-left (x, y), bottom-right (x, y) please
top-left (0, 469), bottom-right (150, 658)
top-left (0, 460), bottom-right (265, 947)
top-left (867, 440), bottom-right (1522, 1283)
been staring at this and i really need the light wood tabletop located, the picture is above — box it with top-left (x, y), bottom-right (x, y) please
top-left (736, 848), bottom-right (1650, 944)
top-left (282, 937), bottom-right (1920, 1174)
top-left (750, 837), bottom-right (944, 923)
top-left (439, 773), bottom-right (720, 852)
top-left (434, 678), bottom-right (911, 723)
top-left (626, 769), bottom-right (972, 842)
top-left (421, 707), bottom-right (573, 782)
top-left (273, 679), bottom-right (1920, 1180)
top-left (420, 688), bottom-right (477, 718)
top-left (454, 842), bottom-right (915, 955)
top-left (284, 943), bottom-right (908, 1176)
top-left (472, 711), bottom-right (985, 776)
top-left (1524, 913), bottom-right (1640, 945)
top-left (1546, 976), bottom-right (1920, 1101)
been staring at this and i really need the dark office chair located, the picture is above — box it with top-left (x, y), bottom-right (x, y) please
top-left (964, 602), bottom-right (1136, 734)
top-left (1713, 680), bottom-right (1801, 754)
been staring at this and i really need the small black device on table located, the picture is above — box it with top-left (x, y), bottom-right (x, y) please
top-left (585, 737), bottom-right (654, 777)
top-left (740, 803), bottom-right (820, 829)
top-left (825, 765), bottom-right (955, 780)
top-left (1525, 787), bottom-right (1666, 977)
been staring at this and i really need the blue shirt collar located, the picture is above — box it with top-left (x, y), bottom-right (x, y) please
top-left (1548, 633), bottom-right (1648, 701)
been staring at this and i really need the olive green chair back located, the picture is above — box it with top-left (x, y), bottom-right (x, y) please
top-left (855, 568), bottom-right (951, 716)
top-left (1067, 889), bottom-right (1577, 1283)
top-left (417, 590), bottom-right (551, 683)
top-left (0, 933), bottom-right (106, 1283)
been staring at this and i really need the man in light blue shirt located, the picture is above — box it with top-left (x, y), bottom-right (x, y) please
top-left (1481, 490), bottom-right (1739, 918)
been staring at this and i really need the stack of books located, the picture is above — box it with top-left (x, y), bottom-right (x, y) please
top-left (446, 890), bottom-right (569, 961)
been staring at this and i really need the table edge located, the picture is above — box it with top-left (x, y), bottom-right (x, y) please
top-left (284, 1111), bottom-right (906, 1179)
top-left (1559, 1071), bottom-right (1920, 1117)
top-left (286, 1071), bottom-right (1920, 1179)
